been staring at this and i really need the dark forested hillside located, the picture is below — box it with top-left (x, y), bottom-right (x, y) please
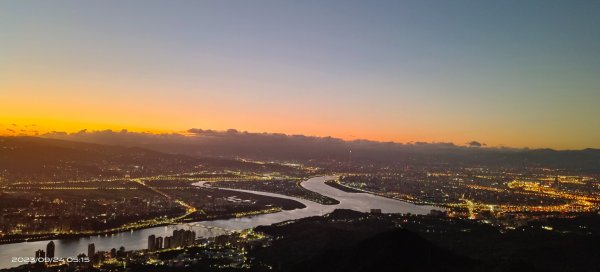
top-left (0, 137), bottom-right (198, 182)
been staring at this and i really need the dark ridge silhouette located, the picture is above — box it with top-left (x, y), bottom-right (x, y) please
top-left (298, 228), bottom-right (474, 272)
top-left (0, 136), bottom-right (305, 183)
top-left (251, 209), bottom-right (474, 272)
top-left (0, 136), bottom-right (199, 182)
top-left (42, 129), bottom-right (600, 171)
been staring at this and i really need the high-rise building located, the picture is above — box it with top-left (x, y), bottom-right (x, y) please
top-left (164, 236), bottom-right (171, 249)
top-left (35, 249), bottom-right (45, 260)
top-left (110, 248), bottom-right (117, 258)
top-left (148, 234), bottom-right (156, 251)
top-left (46, 241), bottom-right (55, 260)
top-left (117, 246), bottom-right (125, 258)
top-left (172, 230), bottom-right (182, 247)
top-left (156, 236), bottom-right (163, 250)
top-left (87, 243), bottom-right (95, 258)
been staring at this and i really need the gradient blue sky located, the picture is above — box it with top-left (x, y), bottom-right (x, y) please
top-left (1, 0), bottom-right (600, 149)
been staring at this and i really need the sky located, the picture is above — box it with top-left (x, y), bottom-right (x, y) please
top-left (1, 0), bottom-right (600, 149)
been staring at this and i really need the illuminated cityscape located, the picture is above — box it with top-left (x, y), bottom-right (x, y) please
top-left (2, 0), bottom-right (600, 271)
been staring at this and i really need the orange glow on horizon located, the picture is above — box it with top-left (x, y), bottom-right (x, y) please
top-left (2, 1), bottom-right (600, 151)
top-left (0, 117), bottom-right (444, 147)
top-left (0, 119), bottom-right (571, 150)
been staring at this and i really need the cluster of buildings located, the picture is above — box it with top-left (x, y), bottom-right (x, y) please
top-left (31, 241), bottom-right (128, 268)
top-left (33, 241), bottom-right (55, 261)
top-left (340, 169), bottom-right (600, 220)
top-left (87, 243), bottom-right (127, 264)
top-left (0, 193), bottom-right (181, 240)
top-left (148, 229), bottom-right (197, 251)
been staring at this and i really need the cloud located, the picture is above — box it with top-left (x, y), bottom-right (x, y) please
top-left (44, 129), bottom-right (188, 147)
top-left (466, 141), bottom-right (485, 147)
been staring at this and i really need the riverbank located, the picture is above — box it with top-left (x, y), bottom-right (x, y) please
top-left (331, 177), bottom-right (446, 209)
top-left (324, 180), bottom-right (364, 193)
top-left (0, 203), bottom-right (303, 246)
top-left (0, 222), bottom-right (175, 246)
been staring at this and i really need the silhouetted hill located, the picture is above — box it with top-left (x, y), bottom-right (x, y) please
top-left (0, 136), bottom-right (198, 182)
top-left (299, 228), bottom-right (474, 272)
top-left (253, 210), bottom-right (600, 272)
top-left (251, 209), bottom-right (474, 272)
top-left (42, 129), bottom-right (600, 171)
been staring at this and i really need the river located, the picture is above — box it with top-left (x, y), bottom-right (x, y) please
top-left (0, 176), bottom-right (438, 269)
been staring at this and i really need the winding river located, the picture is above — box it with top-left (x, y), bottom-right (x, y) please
top-left (0, 176), bottom-right (438, 269)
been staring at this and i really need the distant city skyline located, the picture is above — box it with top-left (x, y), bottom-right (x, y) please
top-left (2, 1), bottom-right (600, 149)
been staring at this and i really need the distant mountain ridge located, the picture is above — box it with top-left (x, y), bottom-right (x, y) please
top-left (0, 136), bottom-right (198, 183)
top-left (41, 129), bottom-right (600, 171)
